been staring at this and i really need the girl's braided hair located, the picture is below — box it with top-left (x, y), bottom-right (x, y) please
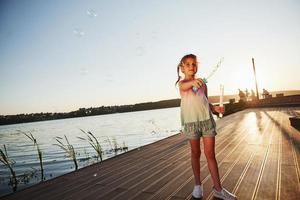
top-left (175, 54), bottom-right (197, 87)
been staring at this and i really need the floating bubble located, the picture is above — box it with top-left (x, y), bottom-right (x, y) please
top-left (136, 46), bottom-right (145, 56)
top-left (151, 31), bottom-right (158, 40)
top-left (151, 130), bottom-right (157, 135)
top-left (73, 28), bottom-right (85, 37)
top-left (87, 9), bottom-right (98, 17)
top-left (104, 73), bottom-right (114, 81)
top-left (80, 67), bottom-right (89, 76)
top-left (135, 32), bottom-right (141, 38)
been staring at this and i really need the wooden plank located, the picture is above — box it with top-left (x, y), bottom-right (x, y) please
top-left (280, 108), bottom-right (300, 199)
top-left (2, 107), bottom-right (300, 200)
top-left (232, 110), bottom-right (279, 199)
top-left (147, 120), bottom-right (251, 200)
top-left (253, 109), bottom-right (281, 200)
top-left (31, 119), bottom-right (234, 200)
top-left (208, 148), bottom-right (255, 200)
top-left (171, 109), bottom-right (272, 199)
top-left (118, 122), bottom-right (243, 198)
top-left (42, 139), bottom-right (189, 200)
top-left (280, 165), bottom-right (300, 200)
top-left (171, 109), bottom-right (265, 200)
top-left (128, 126), bottom-right (245, 200)
top-left (69, 144), bottom-right (190, 199)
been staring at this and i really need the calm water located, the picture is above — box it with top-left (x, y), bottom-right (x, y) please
top-left (0, 107), bottom-right (184, 197)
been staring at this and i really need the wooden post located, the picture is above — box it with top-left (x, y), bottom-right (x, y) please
top-left (252, 58), bottom-right (259, 100)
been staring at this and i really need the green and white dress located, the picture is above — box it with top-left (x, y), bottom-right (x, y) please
top-left (179, 81), bottom-right (217, 138)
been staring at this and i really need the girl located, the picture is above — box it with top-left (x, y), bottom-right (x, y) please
top-left (175, 54), bottom-right (238, 200)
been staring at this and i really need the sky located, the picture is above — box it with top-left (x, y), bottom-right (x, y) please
top-left (0, 0), bottom-right (299, 115)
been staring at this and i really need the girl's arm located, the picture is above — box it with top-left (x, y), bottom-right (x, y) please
top-left (179, 79), bottom-right (204, 91)
top-left (178, 80), bottom-right (193, 91)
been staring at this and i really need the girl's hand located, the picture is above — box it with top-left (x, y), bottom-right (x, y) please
top-left (192, 78), bottom-right (205, 88)
top-left (214, 106), bottom-right (225, 114)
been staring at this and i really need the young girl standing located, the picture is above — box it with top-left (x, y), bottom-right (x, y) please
top-left (175, 54), bottom-right (238, 200)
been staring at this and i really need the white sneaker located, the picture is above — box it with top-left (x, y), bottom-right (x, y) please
top-left (212, 187), bottom-right (237, 200)
top-left (192, 184), bottom-right (203, 199)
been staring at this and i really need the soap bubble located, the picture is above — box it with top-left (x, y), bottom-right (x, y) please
top-left (151, 31), bottom-right (158, 40)
top-left (136, 46), bottom-right (145, 56)
top-left (135, 32), bottom-right (141, 38)
top-left (73, 28), bottom-right (85, 37)
top-left (80, 67), bottom-right (89, 75)
top-left (87, 9), bottom-right (98, 17)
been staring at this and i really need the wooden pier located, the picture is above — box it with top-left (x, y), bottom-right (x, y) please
top-left (1, 107), bottom-right (300, 200)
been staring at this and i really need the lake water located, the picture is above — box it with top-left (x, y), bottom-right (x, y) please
top-left (0, 107), bottom-right (183, 197)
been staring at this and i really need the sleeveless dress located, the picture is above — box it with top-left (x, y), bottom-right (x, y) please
top-left (179, 80), bottom-right (217, 138)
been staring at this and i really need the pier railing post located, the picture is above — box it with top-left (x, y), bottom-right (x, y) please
top-left (252, 58), bottom-right (260, 100)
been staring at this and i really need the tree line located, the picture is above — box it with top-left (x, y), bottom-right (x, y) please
top-left (0, 99), bottom-right (181, 126)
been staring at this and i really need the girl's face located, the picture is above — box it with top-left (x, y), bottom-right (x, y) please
top-left (180, 57), bottom-right (198, 77)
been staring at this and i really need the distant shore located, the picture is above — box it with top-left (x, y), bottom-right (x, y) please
top-left (1, 90), bottom-right (299, 126)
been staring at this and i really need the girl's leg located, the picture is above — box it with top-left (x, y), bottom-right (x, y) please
top-left (202, 136), bottom-right (222, 191)
top-left (189, 139), bottom-right (202, 185)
